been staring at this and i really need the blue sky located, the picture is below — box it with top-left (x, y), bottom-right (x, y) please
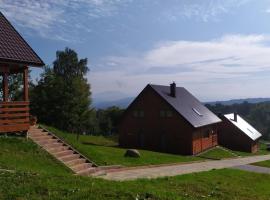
top-left (1, 0), bottom-right (270, 102)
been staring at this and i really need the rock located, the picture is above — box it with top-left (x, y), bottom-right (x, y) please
top-left (124, 149), bottom-right (140, 158)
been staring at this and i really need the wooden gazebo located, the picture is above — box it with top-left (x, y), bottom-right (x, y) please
top-left (0, 12), bottom-right (44, 133)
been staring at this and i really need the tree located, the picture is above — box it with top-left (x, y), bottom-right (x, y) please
top-left (30, 48), bottom-right (92, 133)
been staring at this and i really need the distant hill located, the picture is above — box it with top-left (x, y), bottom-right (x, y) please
top-left (206, 98), bottom-right (270, 106)
top-left (93, 97), bottom-right (134, 109)
top-left (93, 97), bottom-right (270, 109)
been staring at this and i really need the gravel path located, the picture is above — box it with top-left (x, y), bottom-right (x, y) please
top-left (98, 154), bottom-right (270, 181)
top-left (233, 164), bottom-right (270, 174)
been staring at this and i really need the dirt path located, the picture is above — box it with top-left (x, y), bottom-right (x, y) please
top-left (233, 164), bottom-right (270, 174)
top-left (98, 154), bottom-right (270, 181)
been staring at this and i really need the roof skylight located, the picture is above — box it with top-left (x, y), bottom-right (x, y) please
top-left (192, 108), bottom-right (203, 116)
top-left (247, 128), bottom-right (254, 134)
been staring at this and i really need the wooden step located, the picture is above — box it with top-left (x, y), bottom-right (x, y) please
top-left (47, 146), bottom-right (70, 154)
top-left (59, 154), bottom-right (80, 162)
top-left (54, 150), bottom-right (74, 157)
top-left (28, 126), bottom-right (99, 176)
top-left (71, 163), bottom-right (93, 172)
top-left (30, 135), bottom-right (52, 140)
top-left (37, 138), bottom-right (58, 145)
top-left (76, 167), bottom-right (96, 175)
top-left (42, 142), bottom-right (63, 148)
top-left (66, 158), bottom-right (87, 167)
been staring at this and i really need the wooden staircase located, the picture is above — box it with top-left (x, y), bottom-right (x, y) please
top-left (28, 125), bottom-right (99, 176)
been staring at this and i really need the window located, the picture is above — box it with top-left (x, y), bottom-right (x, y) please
top-left (160, 110), bottom-right (166, 117)
top-left (133, 110), bottom-right (144, 118)
top-left (247, 128), bottom-right (254, 134)
top-left (160, 110), bottom-right (173, 117)
top-left (192, 108), bottom-right (203, 116)
top-left (203, 129), bottom-right (211, 138)
top-left (166, 110), bottom-right (173, 117)
top-left (133, 110), bottom-right (138, 117)
top-left (139, 110), bottom-right (144, 118)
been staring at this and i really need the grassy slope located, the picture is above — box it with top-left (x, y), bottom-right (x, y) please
top-left (1, 134), bottom-right (270, 199)
top-left (198, 147), bottom-right (237, 160)
top-left (0, 137), bottom-right (71, 175)
top-left (1, 169), bottom-right (270, 199)
top-left (43, 125), bottom-right (203, 166)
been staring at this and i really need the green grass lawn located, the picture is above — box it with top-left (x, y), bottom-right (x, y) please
top-left (231, 142), bottom-right (269, 157)
top-left (2, 132), bottom-right (270, 199)
top-left (1, 168), bottom-right (270, 199)
top-left (198, 146), bottom-right (237, 160)
top-left (42, 125), bottom-right (203, 167)
top-left (0, 136), bottom-right (71, 175)
top-left (252, 160), bottom-right (270, 168)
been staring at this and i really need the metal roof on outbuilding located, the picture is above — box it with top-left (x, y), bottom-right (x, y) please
top-left (0, 12), bottom-right (44, 66)
top-left (224, 113), bottom-right (262, 141)
top-left (150, 84), bottom-right (222, 128)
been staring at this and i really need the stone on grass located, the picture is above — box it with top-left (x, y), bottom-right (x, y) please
top-left (124, 149), bottom-right (140, 158)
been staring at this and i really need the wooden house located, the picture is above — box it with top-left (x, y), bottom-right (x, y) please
top-left (0, 12), bottom-right (44, 134)
top-left (218, 113), bottom-right (262, 153)
top-left (118, 83), bottom-right (222, 155)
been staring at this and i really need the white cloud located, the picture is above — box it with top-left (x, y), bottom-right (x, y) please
top-left (161, 0), bottom-right (252, 22)
top-left (90, 34), bottom-right (270, 101)
top-left (0, 0), bottom-right (131, 42)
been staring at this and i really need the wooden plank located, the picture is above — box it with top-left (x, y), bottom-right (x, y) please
top-left (0, 107), bottom-right (30, 112)
top-left (0, 101), bottom-right (29, 106)
top-left (0, 112), bottom-right (29, 118)
top-left (0, 123), bottom-right (29, 133)
top-left (0, 118), bottom-right (29, 124)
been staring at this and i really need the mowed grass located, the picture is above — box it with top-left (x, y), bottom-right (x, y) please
top-left (198, 146), bottom-right (237, 160)
top-left (232, 142), bottom-right (269, 157)
top-left (2, 133), bottom-right (270, 199)
top-left (0, 136), bottom-right (71, 175)
top-left (252, 160), bottom-right (270, 168)
top-left (2, 168), bottom-right (270, 199)
top-left (42, 125), bottom-right (203, 166)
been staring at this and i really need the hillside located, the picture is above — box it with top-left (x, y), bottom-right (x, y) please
top-left (93, 97), bottom-right (270, 109)
top-left (1, 136), bottom-right (270, 199)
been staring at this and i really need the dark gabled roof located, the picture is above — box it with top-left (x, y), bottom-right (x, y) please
top-left (150, 84), bottom-right (221, 128)
top-left (0, 12), bottom-right (44, 66)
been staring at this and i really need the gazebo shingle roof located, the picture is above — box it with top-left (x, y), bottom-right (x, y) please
top-left (0, 12), bottom-right (44, 66)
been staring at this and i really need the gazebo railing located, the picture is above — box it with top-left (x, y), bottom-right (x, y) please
top-left (0, 101), bottom-right (30, 133)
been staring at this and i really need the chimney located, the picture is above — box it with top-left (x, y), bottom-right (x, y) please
top-left (170, 82), bottom-right (176, 97)
top-left (234, 112), bottom-right (237, 122)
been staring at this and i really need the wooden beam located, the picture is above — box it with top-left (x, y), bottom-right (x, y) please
top-left (23, 67), bottom-right (29, 101)
top-left (2, 71), bottom-right (8, 102)
top-left (0, 66), bottom-right (9, 73)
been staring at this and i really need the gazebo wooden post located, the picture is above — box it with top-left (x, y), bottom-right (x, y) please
top-left (2, 67), bottom-right (9, 102)
top-left (23, 66), bottom-right (29, 101)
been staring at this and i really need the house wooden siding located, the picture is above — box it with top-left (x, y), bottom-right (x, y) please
top-left (119, 85), bottom-right (218, 155)
top-left (218, 117), bottom-right (259, 153)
